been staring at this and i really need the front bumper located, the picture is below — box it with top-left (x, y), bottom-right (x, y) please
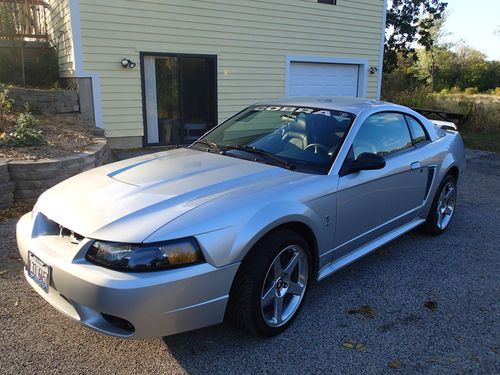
top-left (17, 212), bottom-right (239, 339)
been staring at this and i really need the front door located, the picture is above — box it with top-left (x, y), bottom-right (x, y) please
top-left (142, 53), bottom-right (217, 146)
top-left (333, 112), bottom-right (429, 259)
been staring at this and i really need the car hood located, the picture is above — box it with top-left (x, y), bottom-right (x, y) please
top-left (35, 148), bottom-right (299, 243)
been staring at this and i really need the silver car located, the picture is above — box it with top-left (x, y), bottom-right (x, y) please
top-left (16, 97), bottom-right (465, 338)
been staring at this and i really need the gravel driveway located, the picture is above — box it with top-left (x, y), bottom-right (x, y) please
top-left (1, 150), bottom-right (498, 375)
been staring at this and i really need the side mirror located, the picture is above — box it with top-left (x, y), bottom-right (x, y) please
top-left (349, 152), bottom-right (386, 172)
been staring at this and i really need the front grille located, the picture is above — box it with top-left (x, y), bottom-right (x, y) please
top-left (58, 226), bottom-right (85, 243)
top-left (36, 213), bottom-right (85, 243)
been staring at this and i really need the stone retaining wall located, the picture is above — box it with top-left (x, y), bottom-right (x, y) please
top-left (2, 138), bottom-right (112, 204)
top-left (0, 160), bottom-right (14, 209)
top-left (9, 87), bottom-right (80, 114)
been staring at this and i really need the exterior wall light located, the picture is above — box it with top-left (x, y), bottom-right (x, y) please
top-left (121, 58), bottom-right (136, 69)
top-left (369, 66), bottom-right (378, 75)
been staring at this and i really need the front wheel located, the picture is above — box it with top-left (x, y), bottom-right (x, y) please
top-left (226, 229), bottom-right (311, 336)
top-left (421, 174), bottom-right (458, 235)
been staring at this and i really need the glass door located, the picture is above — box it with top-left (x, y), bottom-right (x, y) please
top-left (142, 54), bottom-right (217, 146)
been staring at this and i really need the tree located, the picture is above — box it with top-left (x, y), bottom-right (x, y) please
top-left (411, 13), bottom-right (450, 90)
top-left (384, 0), bottom-right (448, 73)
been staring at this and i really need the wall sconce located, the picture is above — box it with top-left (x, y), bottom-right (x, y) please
top-left (369, 66), bottom-right (378, 75)
top-left (121, 58), bottom-right (136, 69)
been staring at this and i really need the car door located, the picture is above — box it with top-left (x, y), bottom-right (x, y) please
top-left (333, 112), bottom-right (429, 260)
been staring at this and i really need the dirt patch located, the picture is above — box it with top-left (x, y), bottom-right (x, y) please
top-left (0, 111), bottom-right (94, 160)
top-left (0, 200), bottom-right (35, 223)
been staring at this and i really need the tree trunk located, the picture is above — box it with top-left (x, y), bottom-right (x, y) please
top-left (20, 41), bottom-right (26, 85)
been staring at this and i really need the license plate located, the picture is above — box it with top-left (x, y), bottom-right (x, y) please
top-left (27, 252), bottom-right (51, 293)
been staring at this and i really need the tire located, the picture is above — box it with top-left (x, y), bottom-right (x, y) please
top-left (226, 228), bottom-right (312, 336)
top-left (421, 174), bottom-right (458, 235)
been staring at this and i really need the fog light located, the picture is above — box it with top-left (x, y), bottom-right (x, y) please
top-left (101, 313), bottom-right (135, 333)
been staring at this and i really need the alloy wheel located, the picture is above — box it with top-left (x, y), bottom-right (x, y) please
top-left (436, 181), bottom-right (457, 230)
top-left (260, 245), bottom-right (309, 327)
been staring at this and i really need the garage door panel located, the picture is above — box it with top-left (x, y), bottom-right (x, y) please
top-left (288, 62), bottom-right (359, 97)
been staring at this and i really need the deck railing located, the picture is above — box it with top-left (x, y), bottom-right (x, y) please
top-left (0, 0), bottom-right (48, 41)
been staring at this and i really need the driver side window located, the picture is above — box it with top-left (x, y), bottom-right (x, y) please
top-left (352, 112), bottom-right (413, 159)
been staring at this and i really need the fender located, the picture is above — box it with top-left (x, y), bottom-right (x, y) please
top-left (195, 200), bottom-right (326, 268)
top-left (437, 132), bottom-right (466, 183)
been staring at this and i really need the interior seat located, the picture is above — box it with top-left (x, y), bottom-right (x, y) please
top-left (282, 114), bottom-right (309, 150)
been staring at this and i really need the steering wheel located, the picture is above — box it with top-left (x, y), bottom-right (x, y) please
top-left (305, 143), bottom-right (329, 155)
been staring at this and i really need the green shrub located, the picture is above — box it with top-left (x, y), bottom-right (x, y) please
top-left (450, 86), bottom-right (462, 94)
top-left (17, 111), bottom-right (37, 128)
top-left (439, 88), bottom-right (450, 95)
top-left (389, 85), bottom-right (437, 108)
top-left (3, 111), bottom-right (46, 147)
top-left (495, 87), bottom-right (500, 96)
top-left (0, 83), bottom-right (13, 117)
top-left (464, 87), bottom-right (479, 95)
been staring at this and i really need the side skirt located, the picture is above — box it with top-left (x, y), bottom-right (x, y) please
top-left (317, 219), bottom-right (425, 281)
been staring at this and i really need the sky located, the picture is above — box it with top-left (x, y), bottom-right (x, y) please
top-left (442, 0), bottom-right (500, 60)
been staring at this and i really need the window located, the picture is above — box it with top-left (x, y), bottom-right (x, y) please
top-left (318, 0), bottom-right (337, 4)
top-left (142, 54), bottom-right (217, 145)
top-left (198, 105), bottom-right (356, 174)
top-left (352, 112), bottom-right (413, 159)
top-left (405, 115), bottom-right (429, 144)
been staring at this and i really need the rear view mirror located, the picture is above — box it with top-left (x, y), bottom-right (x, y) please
top-left (349, 152), bottom-right (386, 172)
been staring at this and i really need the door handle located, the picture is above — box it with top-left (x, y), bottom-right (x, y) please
top-left (411, 161), bottom-right (421, 170)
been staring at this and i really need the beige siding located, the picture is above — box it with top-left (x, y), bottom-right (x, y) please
top-left (78, 0), bottom-right (384, 138)
top-left (47, 0), bottom-right (74, 78)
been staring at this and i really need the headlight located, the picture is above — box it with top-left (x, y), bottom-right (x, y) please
top-left (85, 238), bottom-right (205, 272)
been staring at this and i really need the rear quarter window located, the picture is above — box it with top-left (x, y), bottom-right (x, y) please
top-left (405, 115), bottom-right (429, 144)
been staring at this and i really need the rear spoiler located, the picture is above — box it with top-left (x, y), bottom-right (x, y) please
top-left (431, 120), bottom-right (458, 131)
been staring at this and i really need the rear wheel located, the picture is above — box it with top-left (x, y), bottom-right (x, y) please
top-left (421, 174), bottom-right (457, 235)
top-left (226, 229), bottom-right (311, 336)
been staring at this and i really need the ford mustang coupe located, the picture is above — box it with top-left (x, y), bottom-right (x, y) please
top-left (17, 97), bottom-right (465, 338)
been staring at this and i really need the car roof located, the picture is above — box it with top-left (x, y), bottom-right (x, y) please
top-left (257, 96), bottom-right (392, 115)
top-left (254, 96), bottom-right (442, 142)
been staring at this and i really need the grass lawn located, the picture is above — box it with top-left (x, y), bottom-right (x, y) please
top-left (461, 128), bottom-right (500, 153)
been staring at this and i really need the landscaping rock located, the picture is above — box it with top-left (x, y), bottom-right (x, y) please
top-left (0, 160), bottom-right (14, 209)
top-left (9, 87), bottom-right (80, 115)
top-left (5, 138), bottom-right (113, 201)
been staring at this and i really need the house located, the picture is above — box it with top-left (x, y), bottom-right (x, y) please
top-left (48, 0), bottom-right (387, 148)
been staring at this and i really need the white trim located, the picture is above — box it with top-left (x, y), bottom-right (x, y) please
top-left (67, 0), bottom-right (83, 75)
top-left (68, 0), bottom-right (103, 128)
top-left (377, 0), bottom-right (388, 99)
top-left (285, 55), bottom-right (369, 98)
top-left (143, 56), bottom-right (159, 143)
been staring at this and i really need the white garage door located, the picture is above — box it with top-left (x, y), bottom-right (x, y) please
top-left (288, 62), bottom-right (360, 97)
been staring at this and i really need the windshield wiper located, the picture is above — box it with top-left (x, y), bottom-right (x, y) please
top-left (223, 144), bottom-right (296, 171)
top-left (191, 140), bottom-right (221, 153)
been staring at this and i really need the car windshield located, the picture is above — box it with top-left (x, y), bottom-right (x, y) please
top-left (191, 105), bottom-right (356, 174)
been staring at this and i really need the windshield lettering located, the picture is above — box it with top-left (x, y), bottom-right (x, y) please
top-left (313, 110), bottom-right (331, 117)
top-left (294, 108), bottom-right (314, 114)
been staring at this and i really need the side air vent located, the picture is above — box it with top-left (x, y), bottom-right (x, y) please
top-left (423, 167), bottom-right (436, 202)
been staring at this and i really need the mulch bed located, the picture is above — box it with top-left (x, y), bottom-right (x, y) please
top-left (0, 111), bottom-right (95, 161)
